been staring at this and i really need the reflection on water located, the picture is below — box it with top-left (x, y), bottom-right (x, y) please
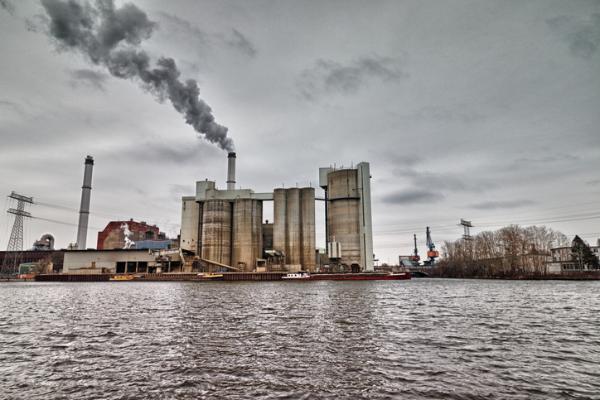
top-left (1, 279), bottom-right (599, 399)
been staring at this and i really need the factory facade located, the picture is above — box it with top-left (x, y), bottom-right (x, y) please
top-left (62, 249), bottom-right (163, 274)
top-left (4, 154), bottom-right (375, 275)
top-left (97, 219), bottom-right (171, 250)
top-left (180, 153), bottom-right (374, 273)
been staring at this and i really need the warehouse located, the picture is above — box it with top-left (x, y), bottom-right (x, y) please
top-left (62, 249), bottom-right (163, 274)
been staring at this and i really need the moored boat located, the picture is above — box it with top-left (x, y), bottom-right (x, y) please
top-left (197, 272), bottom-right (224, 280)
top-left (282, 271), bottom-right (411, 281)
top-left (309, 272), bottom-right (410, 281)
top-left (109, 275), bottom-right (134, 281)
top-left (282, 272), bottom-right (311, 280)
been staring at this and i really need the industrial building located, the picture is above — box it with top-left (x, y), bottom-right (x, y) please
top-left (97, 219), bottom-right (171, 250)
top-left (319, 163), bottom-right (374, 272)
top-left (62, 249), bottom-right (167, 274)
top-left (5, 153), bottom-right (374, 276)
top-left (180, 153), bottom-right (374, 273)
top-left (32, 234), bottom-right (55, 251)
top-left (180, 152), bottom-right (316, 272)
top-left (0, 250), bottom-right (63, 274)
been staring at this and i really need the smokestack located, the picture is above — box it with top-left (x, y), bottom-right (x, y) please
top-left (76, 155), bottom-right (94, 249)
top-left (227, 152), bottom-right (236, 191)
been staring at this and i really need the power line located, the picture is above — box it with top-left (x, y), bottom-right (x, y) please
top-left (373, 199), bottom-right (600, 229)
top-left (374, 209), bottom-right (600, 235)
top-left (33, 199), bottom-right (181, 230)
top-left (30, 216), bottom-right (104, 231)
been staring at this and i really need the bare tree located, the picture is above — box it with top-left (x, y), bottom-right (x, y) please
top-left (438, 225), bottom-right (567, 278)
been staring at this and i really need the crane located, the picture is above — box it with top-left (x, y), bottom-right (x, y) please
top-left (409, 234), bottom-right (420, 265)
top-left (424, 226), bottom-right (439, 266)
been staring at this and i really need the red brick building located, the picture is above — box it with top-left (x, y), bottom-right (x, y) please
top-left (97, 219), bottom-right (162, 250)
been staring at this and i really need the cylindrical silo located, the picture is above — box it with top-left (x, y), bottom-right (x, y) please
top-left (232, 199), bottom-right (263, 272)
top-left (285, 188), bottom-right (301, 266)
top-left (327, 169), bottom-right (361, 268)
top-left (201, 200), bottom-right (232, 266)
top-left (300, 187), bottom-right (316, 271)
top-left (273, 188), bottom-right (287, 255)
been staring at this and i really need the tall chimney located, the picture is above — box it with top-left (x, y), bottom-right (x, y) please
top-left (76, 155), bottom-right (94, 249)
top-left (227, 152), bottom-right (236, 191)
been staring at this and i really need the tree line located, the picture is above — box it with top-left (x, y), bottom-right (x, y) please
top-left (436, 225), bottom-right (570, 278)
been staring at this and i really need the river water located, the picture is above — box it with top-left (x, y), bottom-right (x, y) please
top-left (1, 279), bottom-right (599, 399)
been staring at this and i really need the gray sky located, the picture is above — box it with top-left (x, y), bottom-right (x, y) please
top-left (1, 0), bottom-right (599, 264)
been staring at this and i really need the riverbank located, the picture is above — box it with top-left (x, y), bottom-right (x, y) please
top-left (428, 268), bottom-right (600, 280)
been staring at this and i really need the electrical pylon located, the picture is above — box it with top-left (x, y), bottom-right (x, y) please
top-left (3, 192), bottom-right (33, 275)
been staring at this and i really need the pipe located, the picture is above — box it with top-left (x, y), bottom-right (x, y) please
top-left (76, 155), bottom-right (94, 249)
top-left (41, 234), bottom-right (55, 250)
top-left (227, 152), bottom-right (236, 191)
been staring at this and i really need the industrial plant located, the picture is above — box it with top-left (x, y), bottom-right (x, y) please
top-left (180, 152), bottom-right (374, 273)
top-left (1, 152), bottom-right (378, 278)
top-left (2, 152), bottom-right (598, 281)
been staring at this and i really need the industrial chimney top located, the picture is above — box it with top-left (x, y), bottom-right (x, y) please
top-left (227, 152), bottom-right (236, 190)
top-left (85, 155), bottom-right (94, 165)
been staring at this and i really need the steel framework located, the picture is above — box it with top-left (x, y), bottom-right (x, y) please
top-left (2, 192), bottom-right (33, 274)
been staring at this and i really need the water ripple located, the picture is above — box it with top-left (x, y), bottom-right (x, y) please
top-left (1, 279), bottom-right (599, 399)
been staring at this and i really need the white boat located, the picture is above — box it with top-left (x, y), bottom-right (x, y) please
top-left (282, 272), bottom-right (311, 280)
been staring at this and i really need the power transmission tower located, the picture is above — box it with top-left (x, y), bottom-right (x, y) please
top-left (460, 219), bottom-right (473, 240)
top-left (460, 219), bottom-right (474, 262)
top-left (3, 192), bottom-right (33, 275)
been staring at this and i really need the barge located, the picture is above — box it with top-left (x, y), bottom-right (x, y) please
top-left (34, 271), bottom-right (410, 282)
top-left (282, 272), bottom-right (411, 281)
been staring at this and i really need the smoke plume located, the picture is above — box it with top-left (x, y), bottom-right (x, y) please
top-left (0, 0), bottom-right (15, 15)
top-left (41, 0), bottom-right (233, 151)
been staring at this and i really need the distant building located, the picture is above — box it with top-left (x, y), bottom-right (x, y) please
top-left (547, 238), bottom-right (600, 273)
top-left (63, 249), bottom-right (172, 274)
top-left (0, 250), bottom-right (64, 273)
top-left (97, 219), bottom-right (165, 250)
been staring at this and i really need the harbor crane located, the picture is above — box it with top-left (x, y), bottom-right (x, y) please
top-left (409, 234), bottom-right (420, 265)
top-left (423, 226), bottom-right (439, 266)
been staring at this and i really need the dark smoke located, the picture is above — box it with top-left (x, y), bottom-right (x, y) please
top-left (41, 0), bottom-right (233, 151)
top-left (0, 0), bottom-right (15, 14)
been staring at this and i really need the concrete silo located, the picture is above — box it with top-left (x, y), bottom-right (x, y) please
top-left (201, 200), bottom-right (232, 266)
top-left (327, 169), bottom-right (361, 269)
top-left (285, 188), bottom-right (301, 267)
top-left (300, 187), bottom-right (316, 271)
top-left (320, 163), bottom-right (373, 272)
top-left (179, 152), bottom-right (318, 273)
top-left (273, 187), bottom-right (316, 272)
top-left (232, 198), bottom-right (263, 272)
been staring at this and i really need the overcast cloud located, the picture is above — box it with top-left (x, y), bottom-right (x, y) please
top-left (1, 0), bottom-right (599, 263)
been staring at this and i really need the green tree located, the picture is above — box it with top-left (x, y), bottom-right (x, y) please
top-left (571, 236), bottom-right (600, 270)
